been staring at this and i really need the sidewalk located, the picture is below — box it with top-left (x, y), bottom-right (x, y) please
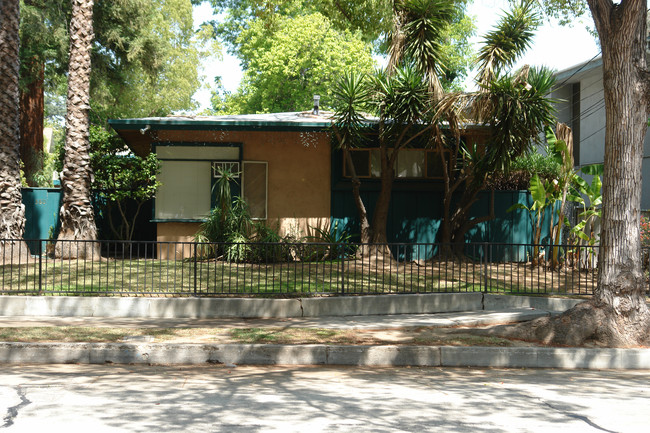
top-left (1, 294), bottom-right (649, 369)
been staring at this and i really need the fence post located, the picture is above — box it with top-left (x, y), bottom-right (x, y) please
top-left (193, 242), bottom-right (198, 296)
top-left (340, 251), bottom-right (345, 295)
top-left (483, 242), bottom-right (489, 294)
top-left (38, 239), bottom-right (43, 295)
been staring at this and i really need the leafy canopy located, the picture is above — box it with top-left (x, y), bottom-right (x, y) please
top-left (23, 0), bottom-right (213, 124)
top-left (212, 12), bottom-right (375, 113)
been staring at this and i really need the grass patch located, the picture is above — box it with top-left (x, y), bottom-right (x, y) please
top-left (229, 328), bottom-right (356, 344)
top-left (412, 333), bottom-right (516, 347)
top-left (0, 326), bottom-right (526, 347)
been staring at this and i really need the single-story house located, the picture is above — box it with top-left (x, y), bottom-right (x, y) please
top-left (550, 55), bottom-right (650, 208)
top-left (108, 111), bottom-right (540, 259)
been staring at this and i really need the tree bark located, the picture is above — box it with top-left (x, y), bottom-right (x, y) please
top-left (369, 145), bottom-right (395, 245)
top-left (343, 149), bottom-right (371, 245)
top-left (589, 0), bottom-right (650, 344)
top-left (0, 0), bottom-right (30, 261)
top-left (512, 1), bottom-right (650, 347)
top-left (19, 66), bottom-right (45, 187)
top-left (56, 0), bottom-right (100, 259)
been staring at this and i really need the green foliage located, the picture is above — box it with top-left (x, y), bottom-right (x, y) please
top-left (195, 170), bottom-right (256, 261)
top-left (216, 12), bottom-right (375, 113)
top-left (390, 0), bottom-right (459, 80)
top-left (22, 0), bottom-right (211, 124)
top-left (567, 164), bottom-right (603, 248)
top-left (89, 125), bottom-right (161, 240)
top-left (208, 0), bottom-right (476, 113)
top-left (489, 152), bottom-right (562, 190)
top-left (437, 4), bottom-right (475, 91)
top-left (482, 66), bottom-right (557, 172)
top-left (534, 0), bottom-right (591, 27)
top-left (208, 0), bottom-right (392, 53)
top-left (90, 126), bottom-right (160, 203)
top-left (305, 221), bottom-right (356, 260)
top-left (476, 0), bottom-right (540, 85)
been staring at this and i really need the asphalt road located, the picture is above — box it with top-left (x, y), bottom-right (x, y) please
top-left (0, 365), bottom-right (648, 432)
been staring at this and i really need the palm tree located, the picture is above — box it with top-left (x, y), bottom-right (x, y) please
top-left (433, 0), bottom-right (555, 256)
top-left (332, 0), bottom-right (458, 252)
top-left (56, 0), bottom-right (100, 259)
top-left (0, 0), bottom-right (29, 261)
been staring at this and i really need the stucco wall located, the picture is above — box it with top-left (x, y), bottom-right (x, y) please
top-left (153, 130), bottom-right (331, 247)
top-left (157, 222), bottom-right (201, 259)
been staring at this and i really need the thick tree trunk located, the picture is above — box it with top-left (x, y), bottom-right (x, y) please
top-left (509, 1), bottom-right (650, 347)
top-left (0, 0), bottom-right (30, 261)
top-left (589, 0), bottom-right (650, 344)
top-left (19, 67), bottom-right (45, 187)
top-left (56, 0), bottom-right (100, 259)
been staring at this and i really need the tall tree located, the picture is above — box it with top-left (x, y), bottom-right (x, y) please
top-left (19, 0), bottom-right (208, 185)
top-left (434, 1), bottom-right (555, 256)
top-left (208, 0), bottom-right (476, 113)
top-left (495, 0), bottom-right (650, 347)
top-left (0, 0), bottom-right (29, 260)
top-left (332, 0), bottom-right (460, 249)
top-left (18, 0), bottom-right (68, 186)
top-left (222, 12), bottom-right (375, 113)
top-left (55, 0), bottom-right (99, 259)
top-left (208, 0), bottom-right (392, 50)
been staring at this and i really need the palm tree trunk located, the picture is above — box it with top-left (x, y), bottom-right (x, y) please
top-left (56, 0), bottom-right (100, 259)
top-left (0, 0), bottom-right (30, 261)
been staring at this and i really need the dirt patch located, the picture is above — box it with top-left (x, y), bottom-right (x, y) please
top-left (0, 325), bottom-right (544, 347)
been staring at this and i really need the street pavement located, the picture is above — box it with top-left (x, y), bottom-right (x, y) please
top-left (0, 364), bottom-right (648, 432)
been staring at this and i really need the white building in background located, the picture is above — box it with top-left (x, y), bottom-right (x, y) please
top-left (550, 56), bottom-right (650, 209)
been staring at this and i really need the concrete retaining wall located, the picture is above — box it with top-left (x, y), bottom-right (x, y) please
top-left (0, 293), bottom-right (487, 319)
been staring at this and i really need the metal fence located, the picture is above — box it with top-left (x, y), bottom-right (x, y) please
top-left (0, 238), bottom-right (646, 297)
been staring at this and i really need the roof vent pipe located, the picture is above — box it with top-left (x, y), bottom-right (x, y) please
top-left (312, 94), bottom-right (320, 115)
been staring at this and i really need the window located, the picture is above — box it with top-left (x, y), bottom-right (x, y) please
top-left (396, 150), bottom-right (425, 178)
top-left (342, 148), bottom-right (450, 179)
top-left (425, 150), bottom-right (449, 179)
top-left (155, 160), bottom-right (211, 220)
top-left (153, 143), bottom-right (242, 221)
top-left (343, 149), bottom-right (371, 178)
top-left (212, 161), bottom-right (240, 178)
top-left (242, 161), bottom-right (268, 220)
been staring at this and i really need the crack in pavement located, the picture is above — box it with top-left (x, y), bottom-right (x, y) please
top-left (500, 384), bottom-right (618, 433)
top-left (1, 386), bottom-right (31, 429)
top-left (542, 400), bottom-right (618, 433)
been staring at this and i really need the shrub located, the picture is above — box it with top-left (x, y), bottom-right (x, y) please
top-left (488, 152), bottom-right (562, 190)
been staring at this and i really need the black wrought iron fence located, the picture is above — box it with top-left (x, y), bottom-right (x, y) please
top-left (0, 238), bottom-right (647, 297)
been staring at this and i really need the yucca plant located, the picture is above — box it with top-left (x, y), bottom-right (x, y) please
top-left (195, 167), bottom-right (253, 260)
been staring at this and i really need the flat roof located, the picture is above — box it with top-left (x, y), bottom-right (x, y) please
top-left (109, 112), bottom-right (336, 132)
top-left (553, 56), bottom-right (602, 84)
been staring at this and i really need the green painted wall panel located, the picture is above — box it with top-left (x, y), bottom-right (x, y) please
top-left (22, 188), bottom-right (61, 254)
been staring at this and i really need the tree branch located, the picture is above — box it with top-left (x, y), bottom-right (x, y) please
top-left (586, 0), bottom-right (613, 38)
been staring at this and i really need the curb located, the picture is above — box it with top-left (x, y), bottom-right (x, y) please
top-left (2, 342), bottom-right (649, 370)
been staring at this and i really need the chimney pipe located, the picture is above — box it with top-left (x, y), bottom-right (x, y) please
top-left (312, 94), bottom-right (320, 115)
